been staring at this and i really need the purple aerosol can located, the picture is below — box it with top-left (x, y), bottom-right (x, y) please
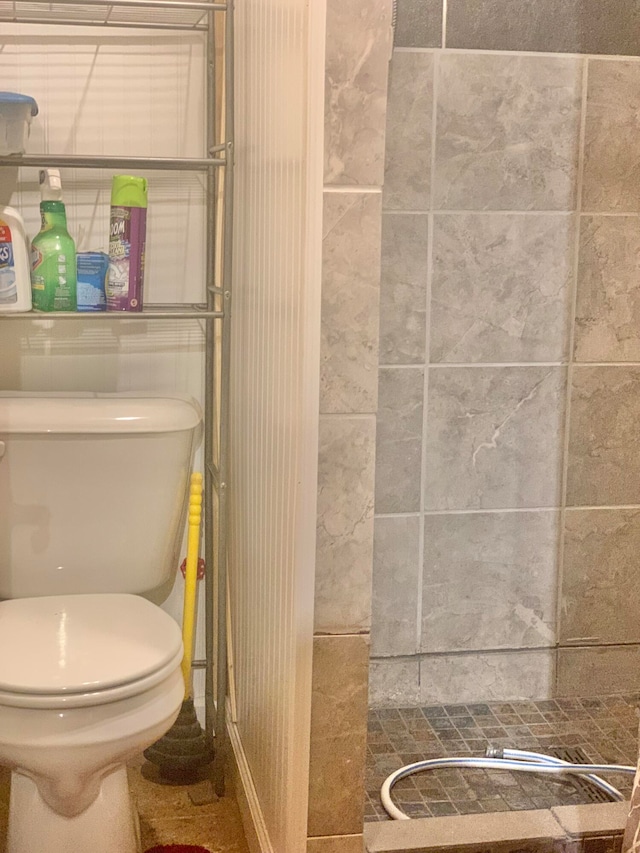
top-left (106, 175), bottom-right (147, 311)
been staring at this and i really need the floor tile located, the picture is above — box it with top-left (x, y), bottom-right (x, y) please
top-left (365, 694), bottom-right (639, 821)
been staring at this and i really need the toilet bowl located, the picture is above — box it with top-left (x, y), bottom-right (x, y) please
top-left (0, 593), bottom-right (185, 853)
top-left (0, 392), bottom-right (203, 852)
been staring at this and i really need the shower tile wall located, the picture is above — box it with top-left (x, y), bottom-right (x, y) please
top-left (372, 0), bottom-right (640, 707)
top-left (307, 1), bottom-right (393, 851)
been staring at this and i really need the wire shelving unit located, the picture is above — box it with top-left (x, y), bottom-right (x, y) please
top-left (0, 0), bottom-right (234, 797)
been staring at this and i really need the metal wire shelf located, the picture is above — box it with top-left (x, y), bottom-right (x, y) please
top-left (0, 152), bottom-right (227, 171)
top-left (0, 304), bottom-right (223, 319)
top-left (0, 0), bottom-right (225, 30)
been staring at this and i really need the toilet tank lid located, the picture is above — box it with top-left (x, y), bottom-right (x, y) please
top-left (0, 393), bottom-right (202, 434)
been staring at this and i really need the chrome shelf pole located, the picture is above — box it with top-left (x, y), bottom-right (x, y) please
top-left (212, 0), bottom-right (233, 799)
top-left (203, 0), bottom-right (218, 790)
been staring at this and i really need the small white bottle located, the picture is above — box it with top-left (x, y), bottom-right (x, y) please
top-left (0, 206), bottom-right (32, 312)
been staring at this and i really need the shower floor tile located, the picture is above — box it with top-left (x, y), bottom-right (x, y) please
top-left (365, 694), bottom-right (640, 821)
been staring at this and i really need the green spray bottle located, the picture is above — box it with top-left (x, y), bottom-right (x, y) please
top-left (30, 169), bottom-right (77, 312)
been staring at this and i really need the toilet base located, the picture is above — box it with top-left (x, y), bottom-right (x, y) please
top-left (7, 766), bottom-right (141, 853)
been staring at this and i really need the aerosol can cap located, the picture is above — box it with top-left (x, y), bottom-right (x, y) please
top-left (111, 175), bottom-right (148, 208)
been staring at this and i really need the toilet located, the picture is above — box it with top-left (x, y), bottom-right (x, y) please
top-left (0, 392), bottom-right (202, 853)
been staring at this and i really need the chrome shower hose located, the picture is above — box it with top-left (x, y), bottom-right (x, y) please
top-left (381, 747), bottom-right (636, 820)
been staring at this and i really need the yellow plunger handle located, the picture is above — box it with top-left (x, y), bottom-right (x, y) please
top-left (181, 472), bottom-right (203, 698)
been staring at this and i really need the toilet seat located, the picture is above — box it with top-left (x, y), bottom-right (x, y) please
top-left (0, 593), bottom-right (183, 709)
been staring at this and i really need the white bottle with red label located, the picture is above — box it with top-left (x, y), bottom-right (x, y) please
top-left (0, 206), bottom-right (32, 312)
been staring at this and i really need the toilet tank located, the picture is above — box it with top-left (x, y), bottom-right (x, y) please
top-left (0, 393), bottom-right (202, 599)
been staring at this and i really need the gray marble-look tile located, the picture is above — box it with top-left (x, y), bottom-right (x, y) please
top-left (424, 367), bottom-right (566, 510)
top-left (420, 649), bottom-right (555, 704)
top-left (583, 61), bottom-right (640, 213)
top-left (324, 0), bottom-right (393, 187)
top-left (574, 216), bottom-right (640, 362)
top-left (308, 635), bottom-right (369, 837)
top-left (315, 415), bottom-right (376, 634)
top-left (446, 0), bottom-right (640, 56)
top-left (567, 366), bottom-right (640, 506)
top-left (422, 511), bottom-right (559, 653)
top-left (321, 192), bottom-right (381, 415)
top-left (375, 367), bottom-right (424, 513)
top-left (383, 51), bottom-right (434, 212)
top-left (372, 515), bottom-right (421, 657)
top-left (380, 213), bottom-right (428, 365)
top-left (557, 645), bottom-right (640, 696)
top-left (394, 0), bottom-right (442, 48)
top-left (562, 509), bottom-right (640, 646)
top-left (434, 54), bottom-right (583, 211)
top-left (431, 214), bottom-right (575, 363)
top-left (368, 657), bottom-right (421, 708)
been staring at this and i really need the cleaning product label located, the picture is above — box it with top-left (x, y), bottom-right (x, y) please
top-left (0, 220), bottom-right (17, 304)
top-left (31, 249), bottom-right (76, 311)
top-left (77, 251), bottom-right (108, 312)
top-left (107, 205), bottom-right (147, 311)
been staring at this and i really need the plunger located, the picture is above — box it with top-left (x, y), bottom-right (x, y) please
top-left (144, 473), bottom-right (215, 782)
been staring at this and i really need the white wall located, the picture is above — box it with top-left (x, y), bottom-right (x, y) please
top-left (228, 0), bottom-right (326, 849)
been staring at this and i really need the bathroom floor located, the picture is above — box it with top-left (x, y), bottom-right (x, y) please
top-left (0, 755), bottom-right (249, 853)
top-left (366, 694), bottom-right (640, 822)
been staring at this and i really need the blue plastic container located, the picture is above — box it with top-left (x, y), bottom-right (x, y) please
top-left (0, 92), bottom-right (38, 155)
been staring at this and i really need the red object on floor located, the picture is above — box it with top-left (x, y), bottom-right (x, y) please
top-left (145, 847), bottom-right (212, 853)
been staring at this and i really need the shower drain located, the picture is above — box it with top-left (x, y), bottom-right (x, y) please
top-left (546, 747), bottom-right (617, 803)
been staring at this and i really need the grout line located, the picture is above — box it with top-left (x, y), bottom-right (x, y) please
top-left (384, 209), bottom-right (640, 217)
top-left (370, 647), bottom-right (558, 662)
top-left (394, 46), bottom-right (440, 54)
top-left (573, 362), bottom-right (640, 367)
top-left (415, 218), bottom-right (431, 658)
top-left (429, 362), bottom-right (565, 368)
top-left (555, 58), bottom-right (589, 693)
top-left (379, 362), bottom-right (427, 369)
top-left (375, 505), bottom-right (640, 516)
top-left (415, 49), bottom-right (441, 665)
top-left (379, 363), bottom-right (569, 369)
top-left (434, 209), bottom-right (575, 216)
top-left (322, 185), bottom-right (382, 194)
top-left (318, 411), bottom-right (376, 420)
top-left (383, 209), bottom-right (640, 217)
top-left (565, 504), bottom-right (640, 511)
top-left (375, 511), bottom-right (421, 519)
top-left (383, 210), bottom-right (430, 216)
top-left (314, 631), bottom-right (371, 640)
top-left (441, 0), bottom-right (447, 48)
top-left (556, 641), bottom-right (640, 650)
top-left (580, 211), bottom-right (640, 217)
top-left (422, 507), bottom-right (560, 516)
top-left (429, 47), bottom-right (640, 62)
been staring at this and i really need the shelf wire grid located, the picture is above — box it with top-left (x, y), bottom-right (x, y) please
top-left (0, 0), bottom-right (225, 30)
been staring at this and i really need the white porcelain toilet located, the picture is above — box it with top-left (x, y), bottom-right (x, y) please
top-left (0, 392), bottom-right (202, 853)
